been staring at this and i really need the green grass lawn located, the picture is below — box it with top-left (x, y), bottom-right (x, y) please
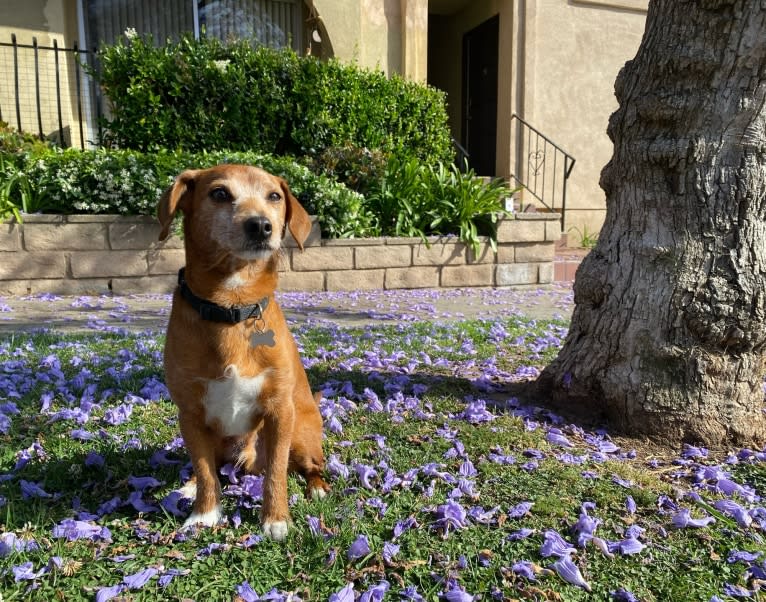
top-left (0, 316), bottom-right (764, 601)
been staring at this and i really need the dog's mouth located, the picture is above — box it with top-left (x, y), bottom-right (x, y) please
top-left (238, 241), bottom-right (277, 261)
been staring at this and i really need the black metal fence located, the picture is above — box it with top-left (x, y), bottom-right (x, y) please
top-left (0, 34), bottom-right (100, 149)
top-left (509, 114), bottom-right (576, 229)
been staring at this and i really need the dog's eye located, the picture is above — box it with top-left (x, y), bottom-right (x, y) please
top-left (210, 187), bottom-right (231, 202)
top-left (268, 192), bottom-right (282, 202)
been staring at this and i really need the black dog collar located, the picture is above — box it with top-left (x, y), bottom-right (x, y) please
top-left (177, 268), bottom-right (269, 324)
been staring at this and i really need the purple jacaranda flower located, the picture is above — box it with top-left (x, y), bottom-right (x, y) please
top-left (70, 428), bottom-right (96, 440)
top-left (713, 499), bottom-right (753, 528)
top-left (236, 581), bottom-right (259, 602)
top-left (307, 515), bottom-right (322, 537)
top-left (456, 398), bottom-right (495, 424)
top-left (433, 501), bottom-right (468, 537)
top-left (611, 475), bottom-right (633, 488)
top-left (625, 495), bottom-right (637, 514)
top-left (85, 451), bottom-right (105, 468)
top-left (240, 534), bottom-right (262, 549)
top-left (109, 554), bottom-right (136, 563)
top-left (393, 516), bottom-right (417, 539)
top-left (96, 584), bottom-right (125, 602)
top-left (681, 444), bottom-right (709, 459)
top-left (329, 582), bottom-right (356, 602)
top-left (611, 588), bottom-right (640, 601)
top-left (400, 585), bottom-right (426, 601)
top-left (672, 508), bottom-right (716, 528)
top-left (507, 528), bottom-right (535, 541)
top-left (123, 567), bottom-right (158, 589)
top-left (12, 561), bottom-right (43, 582)
top-left (459, 459), bottom-right (477, 478)
top-left (511, 561), bottom-right (537, 580)
top-left (128, 475), bottom-right (162, 490)
top-left (441, 578), bottom-right (475, 602)
top-left (383, 541), bottom-right (400, 563)
top-left (158, 568), bottom-right (189, 588)
top-left (540, 530), bottom-right (576, 558)
top-left (160, 491), bottom-right (189, 517)
top-left (608, 537), bottom-right (645, 555)
top-left (657, 494), bottom-right (679, 513)
top-left (487, 449), bottom-right (516, 464)
top-left (20, 479), bottom-right (52, 499)
top-left (149, 449), bottom-right (182, 467)
top-left (444, 440), bottom-right (467, 460)
top-left (0, 532), bottom-right (39, 557)
top-left (508, 501), bottom-right (533, 518)
top-left (347, 534), bottom-right (371, 560)
top-left (723, 583), bottom-right (753, 598)
top-left (727, 550), bottom-right (762, 563)
top-left (196, 542), bottom-right (230, 558)
top-left (354, 463), bottom-right (378, 489)
top-left (572, 504), bottom-right (601, 547)
top-left (127, 491), bottom-right (159, 513)
top-left (551, 556), bottom-right (591, 592)
top-left (468, 505), bottom-right (499, 524)
top-left (715, 478), bottom-right (758, 502)
top-left (360, 580), bottom-right (390, 602)
top-left (103, 402), bottom-right (133, 425)
top-left (52, 518), bottom-right (111, 542)
top-left (546, 428), bottom-right (574, 448)
top-left (93, 495), bottom-right (122, 518)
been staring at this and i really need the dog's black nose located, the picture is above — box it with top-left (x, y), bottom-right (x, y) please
top-left (243, 216), bottom-right (273, 241)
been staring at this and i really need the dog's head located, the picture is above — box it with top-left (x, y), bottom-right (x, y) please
top-left (158, 164), bottom-right (312, 260)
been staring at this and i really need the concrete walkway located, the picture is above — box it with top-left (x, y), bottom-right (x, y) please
top-left (0, 283), bottom-right (574, 334)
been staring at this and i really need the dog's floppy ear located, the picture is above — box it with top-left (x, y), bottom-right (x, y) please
top-left (157, 170), bottom-right (198, 241)
top-left (280, 178), bottom-right (312, 251)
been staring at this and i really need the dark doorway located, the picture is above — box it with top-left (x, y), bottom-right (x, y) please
top-left (462, 15), bottom-right (499, 176)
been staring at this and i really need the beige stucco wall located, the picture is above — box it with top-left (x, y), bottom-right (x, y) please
top-left (0, 0), bottom-right (90, 146)
top-left (427, 0), bottom-right (646, 237)
top-left (522, 0), bottom-right (647, 236)
top-left (314, 0), bottom-right (427, 81)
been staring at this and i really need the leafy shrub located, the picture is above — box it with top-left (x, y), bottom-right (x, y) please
top-left (303, 144), bottom-right (388, 197)
top-left (95, 34), bottom-right (454, 168)
top-left (366, 157), bottom-right (514, 253)
top-left (427, 162), bottom-right (514, 254)
top-left (0, 121), bottom-right (54, 156)
top-left (11, 147), bottom-right (375, 238)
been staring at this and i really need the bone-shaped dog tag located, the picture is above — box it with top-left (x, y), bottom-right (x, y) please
top-left (250, 329), bottom-right (276, 348)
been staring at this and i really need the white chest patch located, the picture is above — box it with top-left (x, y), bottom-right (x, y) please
top-left (202, 365), bottom-right (270, 436)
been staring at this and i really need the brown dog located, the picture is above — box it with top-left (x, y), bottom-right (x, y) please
top-left (158, 164), bottom-right (329, 541)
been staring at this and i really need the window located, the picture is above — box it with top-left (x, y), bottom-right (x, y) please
top-left (84, 0), bottom-right (303, 50)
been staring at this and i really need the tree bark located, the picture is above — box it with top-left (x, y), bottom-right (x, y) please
top-left (537, 0), bottom-right (766, 446)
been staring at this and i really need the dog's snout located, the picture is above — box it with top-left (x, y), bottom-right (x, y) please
top-left (243, 216), bottom-right (273, 241)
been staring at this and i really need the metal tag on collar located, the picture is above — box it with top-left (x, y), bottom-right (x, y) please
top-left (250, 328), bottom-right (276, 348)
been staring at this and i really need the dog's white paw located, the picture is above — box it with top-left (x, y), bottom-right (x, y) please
top-left (177, 481), bottom-right (198, 500)
top-left (310, 487), bottom-right (328, 500)
top-left (262, 520), bottom-right (289, 541)
top-left (182, 505), bottom-right (223, 530)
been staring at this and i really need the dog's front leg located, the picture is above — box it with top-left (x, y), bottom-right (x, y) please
top-left (260, 403), bottom-right (295, 541)
top-left (179, 411), bottom-right (223, 529)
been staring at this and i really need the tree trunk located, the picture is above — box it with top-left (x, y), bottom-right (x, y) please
top-left (537, 0), bottom-right (766, 446)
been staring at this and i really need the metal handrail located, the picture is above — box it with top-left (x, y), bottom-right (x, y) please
top-left (509, 113), bottom-right (576, 229)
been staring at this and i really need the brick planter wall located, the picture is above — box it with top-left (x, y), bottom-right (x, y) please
top-left (0, 213), bottom-right (561, 295)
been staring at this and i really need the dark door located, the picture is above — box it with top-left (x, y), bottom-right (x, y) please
top-left (462, 15), bottom-right (499, 176)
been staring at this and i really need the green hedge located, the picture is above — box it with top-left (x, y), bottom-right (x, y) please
top-left (7, 147), bottom-right (375, 238)
top-left (95, 35), bottom-right (454, 168)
